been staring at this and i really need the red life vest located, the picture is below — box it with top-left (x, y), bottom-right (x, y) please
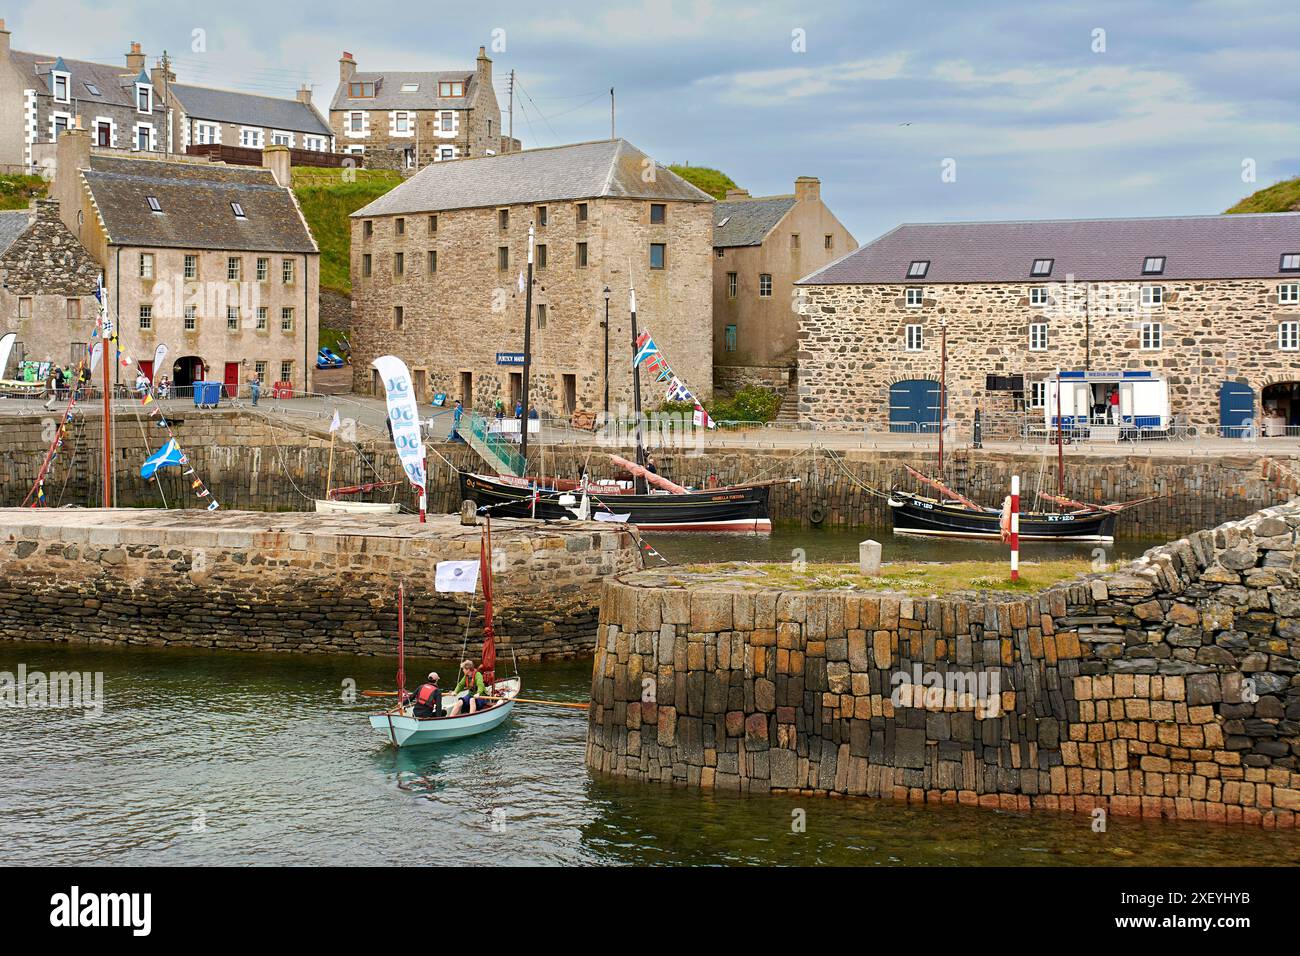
top-left (415, 683), bottom-right (439, 707)
top-left (461, 668), bottom-right (479, 694)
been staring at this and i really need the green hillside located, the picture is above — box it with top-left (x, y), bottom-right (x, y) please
top-left (0, 174), bottom-right (47, 210)
top-left (669, 164), bottom-right (740, 200)
top-left (1224, 177), bottom-right (1300, 214)
top-left (291, 167), bottom-right (403, 294)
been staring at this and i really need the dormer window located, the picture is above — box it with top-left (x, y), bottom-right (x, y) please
top-left (1141, 256), bottom-right (1165, 275)
top-left (136, 83), bottom-right (152, 113)
top-left (1281, 253), bottom-right (1300, 273)
top-left (349, 81), bottom-right (376, 98)
top-left (231, 202), bottom-right (246, 219)
top-left (146, 196), bottom-right (162, 213)
top-left (439, 80), bottom-right (464, 97)
top-left (1030, 258), bottom-right (1054, 277)
top-left (52, 72), bottom-right (70, 103)
top-left (907, 260), bottom-right (929, 278)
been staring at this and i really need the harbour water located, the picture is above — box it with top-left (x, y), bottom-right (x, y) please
top-left (4, 527), bottom-right (1292, 867)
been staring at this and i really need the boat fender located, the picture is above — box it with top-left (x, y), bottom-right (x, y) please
top-left (809, 503), bottom-right (827, 525)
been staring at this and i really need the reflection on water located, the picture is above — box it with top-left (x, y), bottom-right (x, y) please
top-left (1, 640), bottom-right (1294, 866)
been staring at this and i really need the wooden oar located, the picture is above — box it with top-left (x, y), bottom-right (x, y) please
top-left (361, 689), bottom-right (588, 710)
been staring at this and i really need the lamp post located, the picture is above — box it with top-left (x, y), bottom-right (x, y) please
top-left (601, 285), bottom-right (611, 420)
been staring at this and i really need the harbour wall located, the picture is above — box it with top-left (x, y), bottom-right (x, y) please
top-left (586, 499), bottom-right (1300, 827)
top-left (0, 509), bottom-right (640, 660)
top-left (1, 408), bottom-right (1296, 539)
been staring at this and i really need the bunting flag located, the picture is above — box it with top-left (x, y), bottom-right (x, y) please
top-left (631, 327), bottom-right (715, 428)
top-left (140, 439), bottom-right (184, 479)
top-left (633, 335), bottom-right (660, 366)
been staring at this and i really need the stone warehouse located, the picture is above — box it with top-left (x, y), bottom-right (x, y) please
top-left (50, 128), bottom-right (320, 395)
top-left (588, 498), bottom-right (1300, 828)
top-left (349, 139), bottom-right (715, 416)
top-left (795, 213), bottom-right (1300, 432)
top-left (712, 177), bottom-right (855, 393)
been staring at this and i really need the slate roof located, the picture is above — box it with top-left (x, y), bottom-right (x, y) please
top-left (10, 50), bottom-right (148, 110)
top-left (171, 84), bottom-right (332, 136)
top-left (800, 214), bottom-right (1300, 285)
top-left (353, 139), bottom-right (712, 217)
top-left (713, 196), bottom-right (797, 248)
top-left (0, 211), bottom-right (32, 257)
top-left (81, 156), bottom-right (317, 253)
top-left (330, 70), bottom-right (479, 111)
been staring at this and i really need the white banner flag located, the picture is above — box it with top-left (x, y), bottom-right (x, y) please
top-left (371, 355), bottom-right (427, 494)
top-left (89, 342), bottom-right (103, 374)
top-left (151, 343), bottom-right (168, 384)
top-left (435, 560), bottom-right (480, 593)
top-left (0, 331), bottom-right (14, 379)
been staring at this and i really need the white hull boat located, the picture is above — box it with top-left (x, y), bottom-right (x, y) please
top-left (314, 498), bottom-right (401, 514)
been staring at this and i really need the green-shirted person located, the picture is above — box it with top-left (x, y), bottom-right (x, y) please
top-left (448, 659), bottom-right (488, 715)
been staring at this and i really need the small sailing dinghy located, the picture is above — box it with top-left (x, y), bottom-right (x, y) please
top-left (313, 410), bottom-right (402, 514)
top-left (369, 516), bottom-right (520, 747)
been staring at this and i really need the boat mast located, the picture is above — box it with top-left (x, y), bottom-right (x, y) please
top-left (1055, 368), bottom-right (1064, 496)
top-left (99, 274), bottom-right (113, 508)
top-left (396, 582), bottom-right (406, 697)
top-left (938, 318), bottom-right (946, 476)
top-left (628, 281), bottom-right (647, 494)
top-left (518, 223), bottom-right (536, 472)
top-left (325, 427), bottom-right (336, 500)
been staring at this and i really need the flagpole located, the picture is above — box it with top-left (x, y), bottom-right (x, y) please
top-left (628, 280), bottom-right (647, 493)
top-left (99, 274), bottom-right (113, 509)
top-left (326, 427), bottom-right (336, 500)
top-left (519, 223), bottom-right (536, 473)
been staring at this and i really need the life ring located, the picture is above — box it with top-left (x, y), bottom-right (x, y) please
top-left (809, 503), bottom-right (827, 525)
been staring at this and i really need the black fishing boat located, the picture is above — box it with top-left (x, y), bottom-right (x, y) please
top-left (888, 491), bottom-right (1117, 541)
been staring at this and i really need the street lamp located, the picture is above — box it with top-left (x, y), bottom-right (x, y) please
top-left (602, 285), bottom-right (611, 420)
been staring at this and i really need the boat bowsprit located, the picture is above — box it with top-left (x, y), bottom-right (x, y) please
top-left (370, 677), bottom-right (520, 746)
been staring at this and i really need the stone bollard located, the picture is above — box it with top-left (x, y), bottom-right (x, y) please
top-left (859, 539), bottom-right (882, 576)
top-left (460, 499), bottom-right (479, 526)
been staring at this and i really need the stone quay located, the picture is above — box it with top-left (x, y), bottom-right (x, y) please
top-left (587, 499), bottom-right (1300, 828)
top-left (0, 509), bottom-right (640, 660)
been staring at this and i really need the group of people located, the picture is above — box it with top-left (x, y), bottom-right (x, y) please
top-left (405, 660), bottom-right (492, 719)
top-left (132, 370), bottom-right (173, 400)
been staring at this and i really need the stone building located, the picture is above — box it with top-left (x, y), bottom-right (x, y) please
top-left (50, 128), bottom-right (320, 395)
top-left (165, 77), bottom-right (334, 155)
top-left (348, 138), bottom-right (714, 416)
top-left (796, 213), bottom-right (1300, 432)
top-left (712, 177), bottom-right (855, 393)
top-left (330, 46), bottom-right (515, 169)
top-left (0, 24), bottom-right (171, 171)
top-left (0, 199), bottom-right (100, 375)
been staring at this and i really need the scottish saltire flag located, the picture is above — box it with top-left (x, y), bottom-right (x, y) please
top-left (634, 336), bottom-right (659, 366)
top-left (140, 439), bottom-right (184, 479)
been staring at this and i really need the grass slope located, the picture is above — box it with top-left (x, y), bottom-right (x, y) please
top-left (668, 164), bottom-right (739, 200)
top-left (1224, 177), bottom-right (1300, 214)
top-left (0, 174), bottom-right (48, 210)
top-left (291, 168), bottom-right (403, 295)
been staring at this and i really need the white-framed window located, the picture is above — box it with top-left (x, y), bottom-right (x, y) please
top-left (904, 324), bottom-right (924, 351)
top-left (758, 273), bottom-right (772, 297)
top-left (93, 118), bottom-right (114, 148)
top-left (183, 254), bottom-right (197, 279)
top-left (255, 307), bottom-right (268, 331)
top-left (905, 287), bottom-right (924, 308)
top-left (437, 146), bottom-right (456, 161)
top-left (1029, 381), bottom-right (1046, 408)
top-left (280, 360), bottom-right (293, 382)
top-left (194, 121), bottom-right (220, 145)
top-left (184, 305), bottom-right (197, 331)
top-left (240, 127), bottom-right (264, 148)
top-left (138, 305), bottom-right (152, 330)
top-left (138, 253), bottom-right (154, 279)
top-left (227, 257), bottom-right (241, 280)
top-left (400, 82), bottom-right (420, 93)
top-left (282, 259), bottom-right (295, 284)
top-left (50, 112), bottom-right (72, 141)
top-left (440, 111), bottom-right (455, 133)
top-left (1029, 322), bottom-right (1048, 351)
top-left (134, 123), bottom-right (153, 151)
top-left (1279, 321), bottom-right (1299, 351)
top-left (254, 360), bottom-right (268, 379)
top-left (52, 71), bottom-right (70, 103)
top-left (1029, 286), bottom-right (1049, 307)
top-left (348, 112), bottom-right (366, 135)
top-left (280, 307), bottom-right (294, 332)
top-left (136, 83), bottom-right (152, 114)
top-left (1278, 283), bottom-right (1300, 305)
top-left (270, 130), bottom-right (293, 147)
top-left (1140, 285), bottom-right (1163, 308)
top-left (302, 136), bottom-right (325, 151)
top-left (1140, 321), bottom-right (1162, 350)
top-left (392, 112), bottom-right (412, 135)
top-left (256, 258), bottom-right (269, 281)
top-left (227, 307), bottom-right (240, 331)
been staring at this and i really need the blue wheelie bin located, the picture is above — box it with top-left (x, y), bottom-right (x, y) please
top-left (193, 381), bottom-right (222, 409)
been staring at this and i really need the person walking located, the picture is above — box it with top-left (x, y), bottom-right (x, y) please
top-left (450, 398), bottom-right (464, 442)
top-left (249, 372), bottom-right (261, 407)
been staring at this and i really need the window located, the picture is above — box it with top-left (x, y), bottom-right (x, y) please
top-left (758, 273), bottom-right (772, 297)
top-left (428, 250), bottom-right (437, 273)
top-left (255, 361), bottom-right (268, 380)
top-left (905, 324), bottom-right (923, 351)
top-left (905, 287), bottom-right (923, 308)
top-left (649, 203), bottom-right (666, 224)
top-left (227, 257), bottom-right (241, 280)
top-left (438, 81), bottom-right (464, 97)
top-left (231, 202), bottom-right (246, 219)
top-left (536, 244), bottom-right (547, 270)
top-left (1142, 256), bottom-right (1165, 275)
top-left (395, 217), bottom-right (405, 235)
top-left (280, 307), bottom-right (294, 332)
top-left (135, 125), bottom-right (150, 151)
top-left (184, 305), bottom-right (197, 331)
top-left (184, 255), bottom-right (197, 279)
top-left (1279, 283), bottom-right (1300, 305)
top-left (1030, 258), bottom-right (1053, 277)
top-left (144, 196), bottom-right (163, 215)
top-left (303, 136), bottom-right (324, 151)
top-left (52, 114), bottom-right (70, 141)
top-left (1141, 285), bottom-right (1163, 307)
top-left (715, 249), bottom-right (724, 259)
top-left (83, 82), bottom-right (100, 97)
top-left (825, 234), bottom-right (833, 250)
top-left (440, 112), bottom-right (454, 132)
top-left (136, 84), bottom-right (152, 113)
top-left (576, 203), bottom-right (588, 223)
top-left (349, 112), bottom-right (365, 133)
top-left (280, 361), bottom-right (292, 383)
top-left (725, 324), bottom-right (737, 352)
top-left (393, 306), bottom-right (404, 329)
top-left (362, 254), bottom-right (372, 278)
top-left (282, 259), bottom-right (295, 284)
top-left (498, 209), bottom-right (509, 230)
top-left (536, 206), bottom-right (548, 227)
top-left (438, 147), bottom-right (455, 161)
top-left (394, 113), bottom-right (409, 134)
top-left (1140, 321), bottom-right (1162, 350)
top-left (1029, 322), bottom-right (1048, 351)
top-left (536, 304), bottom-right (547, 329)
top-left (1029, 381), bottom-right (1046, 408)
top-left (66, 298), bottom-right (80, 320)
top-left (53, 72), bottom-right (69, 102)
top-left (1281, 254), bottom-right (1300, 272)
top-left (576, 242), bottom-right (588, 268)
top-left (138, 253), bottom-right (154, 279)
top-left (907, 260), bottom-right (929, 278)
top-left (363, 220), bottom-right (373, 238)
top-left (1029, 286), bottom-right (1049, 307)
top-left (727, 272), bottom-right (737, 299)
top-left (650, 244), bottom-right (666, 270)
top-left (428, 214), bottom-right (438, 234)
top-left (349, 81), bottom-right (376, 98)
top-left (791, 234), bottom-right (800, 250)
top-left (395, 252), bottom-right (404, 276)
top-left (401, 82), bottom-right (420, 93)
top-left (271, 131), bottom-right (292, 147)
top-left (1279, 322), bottom-right (1300, 351)
top-left (498, 246), bottom-right (509, 270)
top-left (256, 258), bottom-right (269, 281)
top-left (239, 128), bottom-right (263, 148)
top-left (138, 305), bottom-right (152, 330)
top-left (255, 307), bottom-right (267, 331)
top-left (17, 297), bottom-right (31, 319)
top-left (195, 122), bottom-right (218, 145)
top-left (227, 307), bottom-right (239, 331)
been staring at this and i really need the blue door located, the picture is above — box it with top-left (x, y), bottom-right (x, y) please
top-left (889, 379), bottom-right (941, 433)
top-left (1219, 381), bottom-right (1254, 438)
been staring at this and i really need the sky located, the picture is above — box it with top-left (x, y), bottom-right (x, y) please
top-left (9, 0), bottom-right (1297, 244)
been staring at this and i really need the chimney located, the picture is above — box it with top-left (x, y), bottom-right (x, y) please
top-left (339, 51), bottom-right (356, 84)
top-left (476, 45), bottom-right (492, 85)
top-left (794, 176), bottom-right (820, 203)
top-left (262, 144), bottom-right (291, 188)
top-left (56, 123), bottom-right (91, 173)
top-left (126, 41), bottom-right (145, 74)
top-left (724, 187), bottom-right (750, 200)
top-left (0, 20), bottom-right (10, 60)
top-left (296, 83), bottom-right (313, 105)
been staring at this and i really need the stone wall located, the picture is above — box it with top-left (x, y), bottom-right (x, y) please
top-left (587, 500), bottom-right (1300, 827)
top-left (0, 509), bottom-right (640, 660)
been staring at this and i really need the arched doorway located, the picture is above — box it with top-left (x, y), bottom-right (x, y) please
top-left (889, 379), bottom-right (942, 433)
top-left (1262, 382), bottom-right (1300, 436)
top-left (172, 356), bottom-right (206, 388)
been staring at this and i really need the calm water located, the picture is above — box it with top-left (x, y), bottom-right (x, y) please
top-left (3, 638), bottom-right (1297, 867)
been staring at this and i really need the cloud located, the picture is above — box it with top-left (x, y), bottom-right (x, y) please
top-left (709, 53), bottom-right (908, 105)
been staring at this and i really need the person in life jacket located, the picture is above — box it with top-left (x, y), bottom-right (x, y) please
top-left (448, 659), bottom-right (488, 716)
top-left (409, 672), bottom-right (443, 718)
